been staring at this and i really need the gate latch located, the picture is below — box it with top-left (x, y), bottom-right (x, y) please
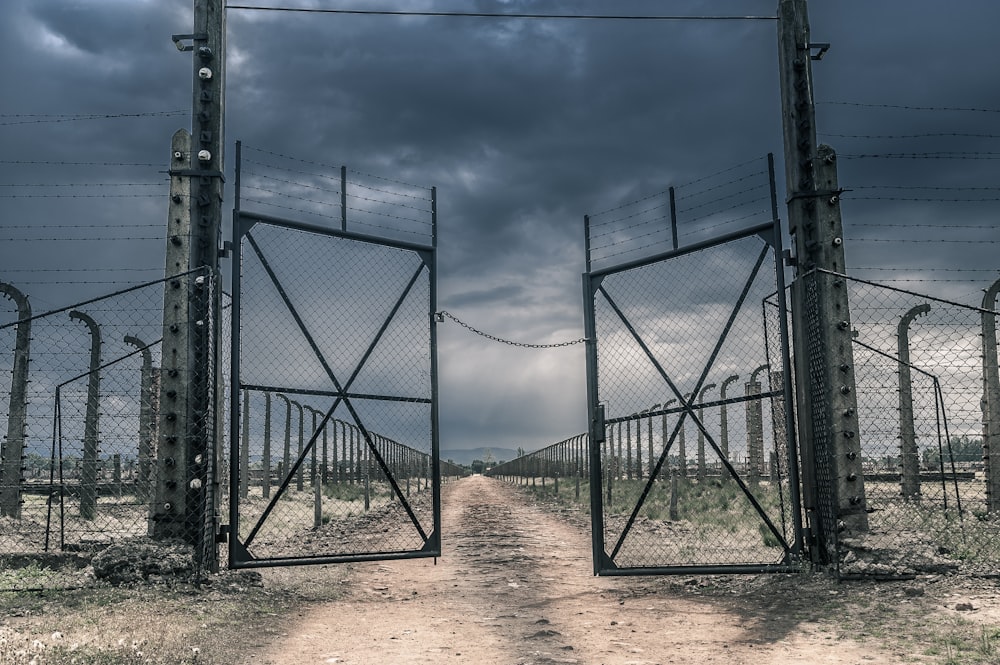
top-left (216, 524), bottom-right (230, 544)
top-left (593, 404), bottom-right (606, 442)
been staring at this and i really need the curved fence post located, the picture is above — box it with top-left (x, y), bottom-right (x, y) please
top-left (69, 310), bottom-right (101, 521)
top-left (898, 304), bottom-right (930, 499)
top-left (1, 282), bottom-right (31, 518)
top-left (124, 335), bottom-right (156, 503)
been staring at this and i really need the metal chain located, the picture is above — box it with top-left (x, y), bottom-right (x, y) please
top-left (436, 310), bottom-right (588, 348)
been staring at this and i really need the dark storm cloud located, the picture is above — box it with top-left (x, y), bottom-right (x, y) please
top-left (1, 0), bottom-right (997, 450)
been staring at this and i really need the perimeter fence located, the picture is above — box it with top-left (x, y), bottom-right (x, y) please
top-left (829, 271), bottom-right (1000, 577)
top-left (0, 272), bottom-right (219, 590)
top-left (0, 272), bottom-right (465, 589)
top-left (493, 270), bottom-right (1000, 578)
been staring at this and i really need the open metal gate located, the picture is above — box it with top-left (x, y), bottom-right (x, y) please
top-left (583, 216), bottom-right (802, 575)
top-left (227, 150), bottom-right (441, 568)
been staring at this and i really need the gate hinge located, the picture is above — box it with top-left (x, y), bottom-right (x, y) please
top-left (216, 524), bottom-right (230, 543)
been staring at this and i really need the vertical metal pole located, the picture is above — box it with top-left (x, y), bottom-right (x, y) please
top-left (429, 185), bottom-right (442, 551)
top-left (668, 187), bottom-right (679, 250)
top-left (779, 0), bottom-right (868, 548)
top-left (227, 140), bottom-right (243, 562)
top-left (768, 153), bottom-right (805, 558)
top-left (626, 418), bottom-right (633, 480)
top-left (583, 270), bottom-right (607, 573)
top-left (982, 279), bottom-right (1000, 512)
top-left (239, 388), bottom-right (250, 499)
top-left (341, 166), bottom-right (348, 232)
top-left (262, 392), bottom-right (271, 499)
top-left (293, 400), bottom-right (304, 491)
top-left (1, 283), bottom-right (31, 518)
top-left (898, 304), bottom-right (930, 499)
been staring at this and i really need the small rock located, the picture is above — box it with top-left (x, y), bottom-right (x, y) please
top-left (529, 629), bottom-right (562, 638)
top-left (903, 587), bottom-right (925, 597)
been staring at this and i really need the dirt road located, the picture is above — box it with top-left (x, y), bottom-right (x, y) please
top-left (254, 475), bottom-right (907, 664)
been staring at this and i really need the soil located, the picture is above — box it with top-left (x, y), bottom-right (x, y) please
top-left (251, 475), bottom-right (935, 665)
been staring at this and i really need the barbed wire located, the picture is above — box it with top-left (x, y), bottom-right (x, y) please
top-left (0, 111), bottom-right (187, 126)
top-left (678, 208), bottom-right (771, 239)
top-left (347, 178), bottom-right (433, 202)
top-left (588, 157), bottom-right (766, 222)
top-left (0, 160), bottom-right (160, 167)
top-left (436, 310), bottom-right (587, 348)
top-left (0, 182), bottom-right (164, 188)
top-left (841, 152), bottom-right (1000, 160)
top-left (0, 223), bottom-right (162, 229)
top-left (244, 145), bottom-right (430, 191)
top-left (673, 169), bottom-right (767, 203)
top-left (822, 131), bottom-right (1000, 140)
top-left (851, 238), bottom-right (998, 244)
top-left (818, 101), bottom-right (1000, 113)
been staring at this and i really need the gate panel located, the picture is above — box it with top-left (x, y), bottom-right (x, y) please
top-left (229, 213), bottom-right (440, 567)
top-left (584, 221), bottom-right (801, 574)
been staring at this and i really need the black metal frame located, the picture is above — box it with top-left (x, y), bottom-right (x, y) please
top-left (583, 204), bottom-right (803, 575)
top-left (227, 150), bottom-right (440, 569)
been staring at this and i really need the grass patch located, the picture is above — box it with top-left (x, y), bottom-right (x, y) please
top-left (0, 564), bottom-right (349, 664)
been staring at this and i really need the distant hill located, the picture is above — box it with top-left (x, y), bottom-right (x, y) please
top-left (441, 447), bottom-right (520, 467)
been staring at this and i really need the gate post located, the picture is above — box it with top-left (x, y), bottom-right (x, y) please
top-left (1, 283), bottom-right (30, 519)
top-left (154, 0), bottom-right (225, 568)
top-left (779, 0), bottom-right (869, 561)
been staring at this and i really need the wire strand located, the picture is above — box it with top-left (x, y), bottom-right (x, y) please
top-left (225, 6), bottom-right (777, 21)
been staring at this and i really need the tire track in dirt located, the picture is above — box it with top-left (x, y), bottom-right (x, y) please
top-left (255, 475), bottom-right (897, 664)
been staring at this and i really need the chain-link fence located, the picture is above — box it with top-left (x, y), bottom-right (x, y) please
top-left (487, 434), bottom-right (589, 501)
top-left (229, 179), bottom-right (456, 565)
top-left (579, 220), bottom-right (800, 574)
top-left (0, 272), bottom-right (223, 589)
top-left (830, 270), bottom-right (1000, 577)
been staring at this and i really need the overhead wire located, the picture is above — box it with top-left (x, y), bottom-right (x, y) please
top-left (225, 5), bottom-right (777, 21)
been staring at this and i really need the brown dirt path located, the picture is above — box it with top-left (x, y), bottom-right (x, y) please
top-left (254, 475), bottom-right (898, 665)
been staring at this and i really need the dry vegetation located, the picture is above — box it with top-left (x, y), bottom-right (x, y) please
top-left (2, 477), bottom-right (1000, 664)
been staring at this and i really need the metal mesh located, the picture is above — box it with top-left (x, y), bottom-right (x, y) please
top-left (231, 218), bottom-right (446, 563)
top-left (833, 271), bottom-right (1000, 577)
top-left (586, 230), bottom-right (797, 571)
top-left (0, 272), bottom-right (221, 587)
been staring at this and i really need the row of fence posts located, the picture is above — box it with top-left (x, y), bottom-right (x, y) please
top-left (489, 372), bottom-right (787, 504)
top-left (236, 389), bottom-right (463, 527)
top-left (238, 390), bottom-right (434, 499)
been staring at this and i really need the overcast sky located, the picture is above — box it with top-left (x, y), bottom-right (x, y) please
top-left (1, 0), bottom-right (999, 454)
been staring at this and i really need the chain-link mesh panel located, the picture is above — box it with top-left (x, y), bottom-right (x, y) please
top-left (587, 227), bottom-right (798, 572)
top-left (834, 271), bottom-right (1000, 577)
top-left (0, 273), bottom-right (220, 588)
top-left (231, 217), bottom-right (442, 565)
